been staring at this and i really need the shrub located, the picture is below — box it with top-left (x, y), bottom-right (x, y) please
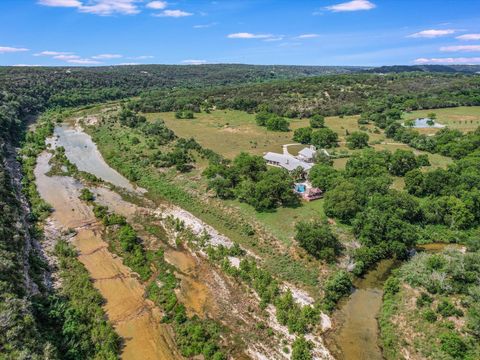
top-left (440, 332), bottom-right (467, 359)
top-left (437, 299), bottom-right (463, 318)
top-left (346, 131), bottom-right (369, 149)
top-left (294, 221), bottom-right (341, 262)
top-left (323, 271), bottom-right (352, 311)
top-left (383, 276), bottom-right (400, 296)
top-left (79, 188), bottom-right (94, 202)
top-left (309, 114), bottom-right (325, 128)
top-left (423, 309), bottom-right (437, 323)
top-left (291, 336), bottom-right (313, 360)
top-left (416, 292), bottom-right (433, 308)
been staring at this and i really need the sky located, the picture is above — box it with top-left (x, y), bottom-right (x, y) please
top-left (1, 0), bottom-right (480, 67)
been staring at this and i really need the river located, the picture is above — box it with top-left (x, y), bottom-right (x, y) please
top-left (327, 259), bottom-right (398, 360)
top-left (328, 243), bottom-right (465, 360)
top-left (36, 125), bottom-right (183, 360)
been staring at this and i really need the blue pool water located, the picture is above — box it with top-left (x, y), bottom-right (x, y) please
top-left (295, 184), bottom-right (306, 193)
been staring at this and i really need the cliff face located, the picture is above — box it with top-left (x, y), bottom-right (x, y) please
top-left (0, 142), bottom-right (54, 358)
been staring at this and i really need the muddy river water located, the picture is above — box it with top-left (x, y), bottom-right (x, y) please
top-left (329, 243), bottom-right (464, 360)
top-left (328, 259), bottom-right (398, 360)
top-left (53, 124), bottom-right (138, 192)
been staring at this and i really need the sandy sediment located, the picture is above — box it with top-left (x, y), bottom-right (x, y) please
top-left (35, 151), bottom-right (182, 360)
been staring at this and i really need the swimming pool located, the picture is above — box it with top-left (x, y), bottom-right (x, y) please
top-left (295, 184), bottom-right (306, 193)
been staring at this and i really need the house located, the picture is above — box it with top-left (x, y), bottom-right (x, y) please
top-left (297, 146), bottom-right (330, 163)
top-left (297, 146), bottom-right (317, 162)
top-left (263, 152), bottom-right (313, 172)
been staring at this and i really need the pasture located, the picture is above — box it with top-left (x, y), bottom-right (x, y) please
top-left (405, 106), bottom-right (480, 133)
top-left (147, 109), bottom-right (454, 171)
top-left (148, 110), bottom-right (383, 159)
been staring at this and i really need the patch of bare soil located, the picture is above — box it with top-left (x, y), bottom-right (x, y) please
top-left (35, 151), bottom-right (182, 360)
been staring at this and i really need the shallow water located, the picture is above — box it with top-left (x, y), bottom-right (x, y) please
top-left (330, 243), bottom-right (464, 360)
top-left (54, 124), bottom-right (137, 191)
top-left (53, 122), bottom-right (217, 319)
top-left (329, 259), bottom-right (399, 360)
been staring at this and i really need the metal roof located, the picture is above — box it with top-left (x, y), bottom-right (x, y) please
top-left (298, 147), bottom-right (316, 158)
top-left (263, 152), bottom-right (313, 171)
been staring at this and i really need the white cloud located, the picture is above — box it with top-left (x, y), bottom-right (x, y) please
top-left (414, 57), bottom-right (480, 64)
top-left (35, 50), bottom-right (73, 56)
top-left (128, 55), bottom-right (154, 59)
top-left (182, 59), bottom-right (207, 65)
top-left (146, 1), bottom-right (167, 10)
top-left (440, 45), bottom-right (480, 52)
top-left (326, 0), bottom-right (376, 12)
top-left (117, 62), bottom-right (140, 65)
top-left (79, 0), bottom-right (140, 15)
top-left (0, 46), bottom-right (29, 54)
top-left (456, 34), bottom-right (480, 41)
top-left (408, 29), bottom-right (456, 38)
top-left (154, 9), bottom-right (192, 17)
top-left (264, 36), bottom-right (285, 42)
top-left (53, 54), bottom-right (80, 60)
top-left (92, 53), bottom-right (123, 59)
top-left (38, 0), bottom-right (81, 7)
top-left (297, 33), bottom-right (320, 39)
top-left (193, 22), bottom-right (217, 29)
top-left (13, 64), bottom-right (42, 67)
top-left (227, 32), bottom-right (274, 39)
top-left (39, 0), bottom-right (141, 15)
top-left (66, 58), bottom-right (102, 64)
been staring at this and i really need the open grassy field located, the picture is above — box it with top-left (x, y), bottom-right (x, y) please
top-left (405, 106), bottom-right (480, 133)
top-left (148, 110), bottom-right (308, 158)
top-left (148, 110), bottom-right (385, 158)
top-left (225, 198), bottom-right (326, 246)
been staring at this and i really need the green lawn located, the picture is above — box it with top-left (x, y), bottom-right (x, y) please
top-left (225, 198), bottom-right (326, 246)
top-left (146, 110), bottom-right (383, 159)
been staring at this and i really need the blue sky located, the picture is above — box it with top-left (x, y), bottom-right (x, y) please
top-left (1, 0), bottom-right (480, 66)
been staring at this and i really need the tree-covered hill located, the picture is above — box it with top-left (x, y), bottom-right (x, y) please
top-left (131, 72), bottom-right (480, 118)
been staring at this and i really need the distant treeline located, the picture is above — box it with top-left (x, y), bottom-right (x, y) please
top-left (0, 64), bottom-right (369, 142)
top-left (130, 72), bottom-right (480, 118)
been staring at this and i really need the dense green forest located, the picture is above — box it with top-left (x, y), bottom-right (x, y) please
top-left (130, 72), bottom-right (480, 118)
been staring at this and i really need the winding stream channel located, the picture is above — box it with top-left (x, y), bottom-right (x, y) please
top-left (36, 120), bottom-right (319, 359)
